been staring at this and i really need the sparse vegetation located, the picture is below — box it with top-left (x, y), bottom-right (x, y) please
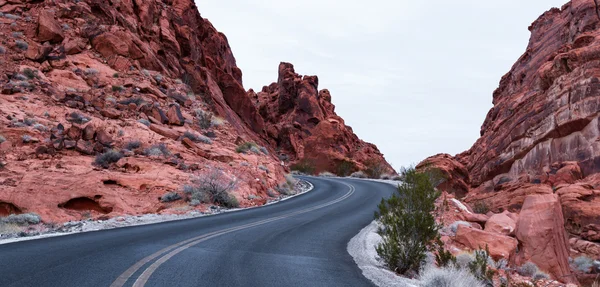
top-left (435, 240), bottom-right (456, 268)
top-left (0, 46), bottom-right (5, 54)
top-left (112, 85), bottom-right (125, 92)
top-left (195, 109), bottom-right (213, 129)
top-left (533, 271), bottom-right (549, 281)
top-left (124, 141), bottom-right (142, 151)
top-left (68, 112), bottom-right (90, 124)
top-left (21, 135), bottom-right (32, 143)
top-left (11, 32), bottom-right (23, 38)
top-left (182, 131), bottom-right (212, 144)
top-left (449, 221), bottom-right (470, 234)
top-left (236, 142), bottom-right (259, 153)
top-left (183, 168), bottom-right (238, 208)
top-left (319, 171), bottom-right (336, 177)
top-left (419, 265), bottom-right (485, 287)
top-left (15, 40), bottom-right (28, 50)
top-left (350, 171), bottom-right (367, 178)
top-left (22, 68), bottom-right (38, 79)
top-left (258, 165), bottom-right (269, 173)
top-left (572, 256), bottom-right (594, 273)
top-left (374, 167), bottom-right (441, 275)
top-left (467, 247), bottom-right (496, 286)
top-left (0, 213), bottom-right (41, 225)
top-left (290, 159), bottom-right (316, 175)
top-left (144, 144), bottom-right (170, 157)
top-left (3, 13), bottom-right (21, 20)
top-left (259, 146), bottom-right (269, 155)
top-left (211, 116), bottom-right (226, 127)
top-left (94, 150), bottom-right (124, 168)
top-left (517, 262), bottom-right (539, 277)
top-left (113, 73), bottom-right (119, 78)
top-left (33, 123), bottom-right (47, 131)
top-left (365, 159), bottom-right (386, 179)
top-left (160, 192), bottom-right (181, 203)
top-left (0, 135), bottom-right (5, 143)
top-left (84, 68), bottom-right (98, 76)
top-left (335, 160), bottom-right (355, 177)
top-left (154, 73), bottom-right (163, 83)
top-left (473, 201), bottom-right (490, 214)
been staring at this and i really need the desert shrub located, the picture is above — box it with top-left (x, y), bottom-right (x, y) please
top-left (23, 117), bottom-right (36, 126)
top-left (1, 213), bottom-right (41, 225)
top-left (449, 221), bottom-right (470, 234)
top-left (160, 192), bottom-right (181, 203)
top-left (375, 166), bottom-right (441, 275)
top-left (572, 256), bottom-right (594, 273)
top-left (211, 116), bottom-right (226, 127)
top-left (275, 184), bottom-right (293, 195)
top-left (0, 46), bottom-right (5, 54)
top-left (335, 160), bottom-right (355, 177)
top-left (141, 69), bottom-right (150, 77)
top-left (33, 123), bottom-right (46, 131)
top-left (3, 14), bottom-right (21, 20)
top-left (183, 168), bottom-right (238, 208)
top-left (189, 199), bottom-right (201, 206)
top-left (259, 146), bottom-right (269, 155)
top-left (0, 135), bottom-right (5, 143)
top-left (154, 73), bottom-right (163, 83)
top-left (144, 143), bottom-right (170, 157)
top-left (319, 171), bottom-right (336, 177)
top-left (12, 32), bottom-right (23, 38)
top-left (13, 74), bottom-right (28, 81)
top-left (124, 141), bottom-right (141, 150)
top-left (419, 265), bottom-right (485, 287)
top-left (290, 159), bottom-right (316, 175)
top-left (113, 73), bottom-right (119, 78)
top-left (517, 262), bottom-right (539, 277)
top-left (68, 112), bottom-right (90, 124)
top-left (15, 40), bottom-right (28, 50)
top-left (119, 97), bottom-right (144, 106)
top-left (435, 240), bottom-right (456, 268)
top-left (21, 135), bottom-right (32, 143)
top-left (137, 119), bottom-right (151, 126)
top-left (468, 247), bottom-right (496, 286)
top-left (258, 165), bottom-right (269, 173)
top-left (350, 171), bottom-right (367, 178)
top-left (455, 253), bottom-right (475, 269)
top-left (112, 85), bottom-right (124, 92)
top-left (285, 174), bottom-right (297, 187)
top-left (182, 131), bottom-right (212, 144)
top-left (365, 159), bottom-right (386, 179)
top-left (533, 271), bottom-right (550, 281)
top-left (266, 189), bottom-right (277, 197)
top-left (236, 142), bottom-right (259, 153)
top-left (493, 258), bottom-right (509, 271)
top-left (84, 68), bottom-right (98, 76)
top-left (473, 201), bottom-right (490, 214)
top-left (23, 68), bottom-right (38, 79)
top-left (94, 150), bottom-right (123, 168)
top-left (380, 173), bottom-right (395, 180)
top-left (194, 109), bottom-right (213, 129)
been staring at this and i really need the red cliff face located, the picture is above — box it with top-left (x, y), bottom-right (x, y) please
top-left (251, 62), bottom-right (393, 175)
top-left (421, 0), bottom-right (600, 283)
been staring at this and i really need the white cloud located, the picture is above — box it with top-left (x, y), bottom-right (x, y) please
top-left (196, 0), bottom-right (568, 169)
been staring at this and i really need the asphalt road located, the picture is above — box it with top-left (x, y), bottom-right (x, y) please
top-left (0, 177), bottom-right (396, 287)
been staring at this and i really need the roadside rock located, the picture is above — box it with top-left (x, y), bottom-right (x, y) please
top-left (454, 225), bottom-right (517, 260)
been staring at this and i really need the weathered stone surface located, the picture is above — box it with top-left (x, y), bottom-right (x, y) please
top-left (166, 104), bottom-right (184, 126)
top-left (149, 124), bottom-right (179, 140)
top-left (37, 10), bottom-right (64, 43)
top-left (515, 194), bottom-right (575, 284)
top-left (484, 211), bottom-right (516, 236)
top-left (454, 225), bottom-right (518, 260)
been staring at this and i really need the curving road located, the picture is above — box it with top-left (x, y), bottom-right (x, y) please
top-left (0, 177), bottom-right (396, 287)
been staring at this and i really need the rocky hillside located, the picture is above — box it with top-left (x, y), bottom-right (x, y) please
top-left (421, 0), bottom-right (600, 284)
top-left (0, 0), bottom-right (391, 223)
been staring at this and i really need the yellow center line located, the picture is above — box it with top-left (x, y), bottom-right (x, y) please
top-left (110, 180), bottom-right (355, 287)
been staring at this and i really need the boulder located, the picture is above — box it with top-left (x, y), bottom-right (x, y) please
top-left (149, 124), bottom-right (179, 140)
top-left (454, 225), bottom-right (517, 260)
top-left (95, 130), bottom-right (113, 147)
top-left (37, 10), bottom-right (64, 43)
top-left (101, 108), bottom-right (122, 119)
top-left (515, 194), bottom-right (576, 284)
top-left (484, 211), bottom-right (516, 236)
top-left (166, 104), bottom-right (184, 126)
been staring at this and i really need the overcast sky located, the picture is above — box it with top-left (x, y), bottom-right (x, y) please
top-left (196, 0), bottom-right (567, 170)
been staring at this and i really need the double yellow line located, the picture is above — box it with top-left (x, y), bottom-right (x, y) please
top-left (110, 180), bottom-right (355, 287)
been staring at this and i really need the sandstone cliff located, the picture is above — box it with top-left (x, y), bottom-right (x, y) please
top-left (0, 0), bottom-right (390, 223)
top-left (421, 0), bottom-right (600, 284)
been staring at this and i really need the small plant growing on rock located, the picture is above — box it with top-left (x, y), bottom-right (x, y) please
top-left (84, 68), bottom-right (98, 76)
top-left (94, 150), bottom-right (123, 169)
top-left (113, 73), bottom-right (119, 78)
top-left (211, 117), bottom-right (226, 127)
top-left (144, 143), bottom-right (170, 157)
top-left (194, 109), bottom-right (214, 129)
top-left (68, 112), bottom-right (90, 124)
top-left (0, 135), bottom-right (6, 143)
top-left (182, 131), bottom-right (212, 144)
top-left (33, 123), bottom-right (47, 131)
top-left (468, 246), bottom-right (496, 286)
top-left (124, 141), bottom-right (142, 151)
top-left (21, 135), bottom-right (32, 143)
top-left (365, 159), bottom-right (386, 179)
top-left (236, 142), bottom-right (259, 153)
top-left (160, 192), bottom-right (181, 203)
top-left (22, 68), bottom-right (38, 79)
top-left (473, 201), bottom-right (490, 214)
top-left (449, 221), bottom-right (470, 234)
top-left (0, 46), bottom-right (6, 54)
top-left (119, 97), bottom-right (144, 106)
top-left (517, 262), bottom-right (539, 277)
top-left (532, 271), bottom-right (550, 282)
top-left (259, 146), bottom-right (269, 155)
top-left (183, 168), bottom-right (238, 208)
top-left (258, 165), bottom-right (269, 173)
top-left (374, 166), bottom-right (441, 275)
top-left (112, 85), bottom-right (125, 92)
top-left (572, 256), bottom-right (594, 273)
top-left (419, 265), bottom-right (485, 287)
top-left (15, 40), bottom-right (28, 50)
top-left (434, 240), bottom-right (456, 268)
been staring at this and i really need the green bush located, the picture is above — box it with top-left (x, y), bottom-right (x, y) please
top-left (365, 159), bottom-right (386, 179)
top-left (94, 150), bottom-right (123, 168)
top-left (468, 246), bottom-right (496, 286)
top-left (183, 168), bottom-right (239, 208)
top-left (473, 201), bottom-right (490, 214)
top-left (335, 160), bottom-right (355, 177)
top-left (374, 166), bottom-right (440, 275)
top-left (236, 142), bottom-right (259, 153)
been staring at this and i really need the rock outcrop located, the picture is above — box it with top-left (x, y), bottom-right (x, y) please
top-left (421, 0), bottom-right (600, 283)
top-left (0, 0), bottom-right (389, 223)
top-left (252, 62), bottom-right (393, 175)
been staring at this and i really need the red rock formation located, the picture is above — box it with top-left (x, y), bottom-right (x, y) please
top-left (253, 62), bottom-right (393, 175)
top-left (420, 0), bottom-right (600, 282)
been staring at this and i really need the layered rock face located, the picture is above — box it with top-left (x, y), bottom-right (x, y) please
top-left (251, 62), bottom-right (393, 175)
top-left (421, 0), bottom-right (600, 283)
